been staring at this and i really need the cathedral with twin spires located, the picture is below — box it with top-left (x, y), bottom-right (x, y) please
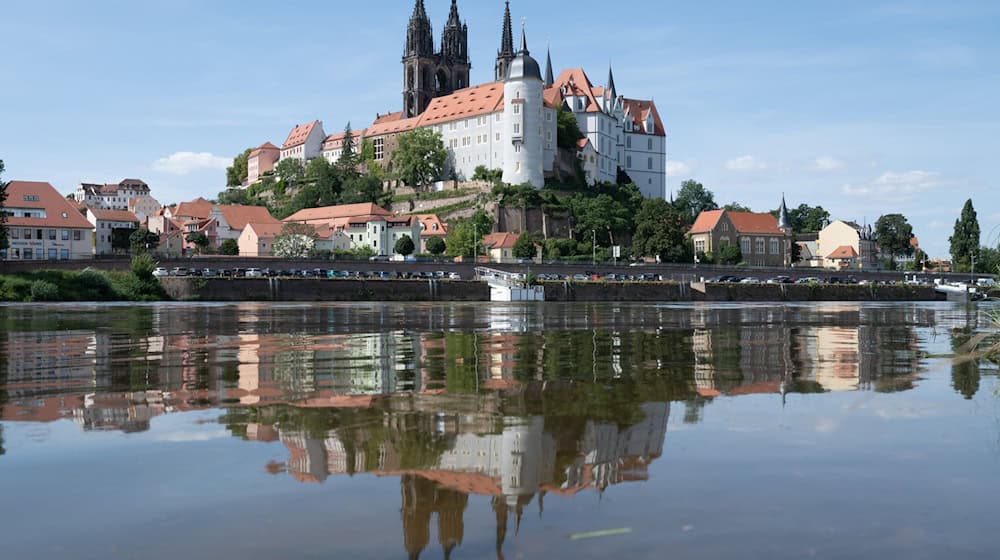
top-left (277, 0), bottom-right (668, 196)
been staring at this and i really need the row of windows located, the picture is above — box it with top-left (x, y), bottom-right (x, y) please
top-left (624, 156), bottom-right (658, 170)
top-left (738, 238), bottom-right (782, 255)
top-left (6, 248), bottom-right (71, 260)
top-left (10, 229), bottom-right (82, 241)
top-left (625, 136), bottom-right (656, 151)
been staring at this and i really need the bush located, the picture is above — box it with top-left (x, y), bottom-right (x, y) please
top-left (219, 239), bottom-right (240, 256)
top-left (131, 254), bottom-right (156, 281)
top-left (426, 236), bottom-right (446, 255)
top-left (30, 280), bottom-right (60, 302)
top-left (395, 235), bottom-right (415, 257)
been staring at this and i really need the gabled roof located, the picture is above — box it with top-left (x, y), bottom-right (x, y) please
top-left (623, 98), bottom-right (666, 137)
top-left (373, 111), bottom-right (404, 125)
top-left (416, 214), bottom-right (448, 236)
top-left (89, 208), bottom-right (139, 223)
top-left (4, 181), bottom-right (95, 229)
top-left (483, 232), bottom-right (521, 250)
top-left (417, 82), bottom-right (505, 126)
top-left (173, 197), bottom-right (214, 220)
top-left (689, 210), bottom-right (725, 234)
top-left (551, 68), bottom-right (603, 113)
top-left (827, 245), bottom-right (859, 260)
top-left (245, 222), bottom-right (284, 239)
top-left (366, 115), bottom-right (420, 137)
top-left (217, 205), bottom-right (280, 231)
top-left (284, 203), bottom-right (393, 224)
top-left (282, 120), bottom-right (321, 149)
top-left (250, 142), bottom-right (280, 157)
top-left (727, 212), bottom-right (782, 235)
top-left (322, 129), bottom-right (367, 151)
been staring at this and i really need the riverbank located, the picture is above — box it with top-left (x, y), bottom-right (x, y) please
top-left (159, 277), bottom-right (945, 303)
top-left (0, 270), bottom-right (167, 302)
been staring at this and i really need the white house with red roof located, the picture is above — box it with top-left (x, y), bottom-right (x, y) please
top-left (322, 129), bottom-right (367, 164)
top-left (86, 208), bottom-right (140, 256)
top-left (283, 202), bottom-right (423, 258)
top-left (72, 178), bottom-right (153, 211)
top-left (2, 181), bottom-right (95, 261)
top-left (279, 121), bottom-right (326, 165)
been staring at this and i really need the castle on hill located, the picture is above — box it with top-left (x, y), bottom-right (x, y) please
top-left (261, 0), bottom-right (668, 198)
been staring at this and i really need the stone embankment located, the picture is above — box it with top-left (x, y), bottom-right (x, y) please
top-left (161, 278), bottom-right (944, 303)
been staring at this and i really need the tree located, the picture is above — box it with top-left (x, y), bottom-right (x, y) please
top-left (473, 166), bottom-right (503, 183)
top-left (716, 242), bottom-right (743, 265)
top-left (272, 222), bottom-right (317, 259)
top-left (569, 193), bottom-right (633, 247)
top-left (395, 235), bottom-right (415, 257)
top-left (275, 158), bottom-right (306, 185)
top-left (875, 214), bottom-right (915, 264)
top-left (395, 128), bottom-right (447, 194)
top-left (111, 228), bottom-right (134, 254)
top-left (950, 199), bottom-right (980, 272)
top-left (341, 174), bottom-right (391, 207)
top-left (556, 105), bottom-right (584, 150)
top-left (226, 148), bottom-right (253, 187)
top-left (977, 246), bottom-right (1000, 276)
top-left (673, 180), bottom-right (718, 224)
top-left (336, 123), bottom-right (357, 173)
top-left (219, 238), bottom-right (240, 256)
top-left (791, 204), bottom-right (830, 233)
top-left (724, 202), bottom-right (752, 212)
top-left (631, 198), bottom-right (692, 263)
top-left (0, 159), bottom-right (8, 251)
top-left (447, 209), bottom-right (493, 258)
top-left (426, 236), bottom-right (446, 255)
top-left (904, 248), bottom-right (930, 272)
top-left (129, 228), bottom-right (159, 254)
top-left (131, 254), bottom-right (156, 281)
top-left (512, 233), bottom-right (537, 260)
top-left (186, 232), bottom-right (210, 254)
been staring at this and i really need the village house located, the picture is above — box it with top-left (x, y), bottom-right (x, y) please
top-left (283, 203), bottom-right (425, 258)
top-left (689, 204), bottom-right (792, 267)
top-left (238, 223), bottom-right (285, 257)
top-left (86, 208), bottom-right (140, 256)
top-left (482, 232), bottom-right (522, 263)
top-left (415, 214), bottom-right (448, 253)
top-left (815, 220), bottom-right (881, 270)
top-left (2, 181), bottom-right (95, 261)
top-left (247, 142), bottom-right (281, 185)
top-left (155, 198), bottom-right (281, 253)
top-left (279, 121), bottom-right (326, 165)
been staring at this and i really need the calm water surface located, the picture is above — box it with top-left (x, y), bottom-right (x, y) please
top-left (1, 302), bottom-right (998, 559)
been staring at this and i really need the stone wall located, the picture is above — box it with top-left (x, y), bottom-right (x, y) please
top-left (161, 278), bottom-right (489, 302)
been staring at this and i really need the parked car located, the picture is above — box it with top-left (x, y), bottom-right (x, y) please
top-left (245, 268), bottom-right (264, 278)
top-left (448, 272), bottom-right (462, 280)
top-left (740, 277), bottom-right (761, 284)
top-left (572, 274), bottom-right (589, 282)
top-left (796, 277), bottom-right (822, 284)
top-left (152, 267), bottom-right (169, 278)
top-left (170, 267), bottom-right (189, 277)
top-left (201, 268), bottom-right (218, 277)
top-left (369, 256), bottom-right (390, 263)
top-left (766, 276), bottom-right (792, 284)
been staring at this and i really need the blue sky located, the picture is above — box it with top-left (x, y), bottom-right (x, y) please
top-left (1, 0), bottom-right (998, 257)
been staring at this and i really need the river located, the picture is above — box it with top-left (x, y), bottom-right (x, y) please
top-left (0, 302), bottom-right (998, 559)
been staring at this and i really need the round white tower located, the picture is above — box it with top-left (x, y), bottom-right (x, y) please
top-left (502, 27), bottom-right (545, 188)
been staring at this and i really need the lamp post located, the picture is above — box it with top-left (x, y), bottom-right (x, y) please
top-left (474, 223), bottom-right (479, 264)
top-left (592, 230), bottom-right (597, 266)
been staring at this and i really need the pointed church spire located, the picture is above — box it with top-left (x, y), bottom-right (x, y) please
top-left (412, 0), bottom-right (428, 20)
top-left (778, 194), bottom-right (792, 232)
top-left (607, 63), bottom-right (617, 99)
top-left (544, 46), bottom-right (554, 87)
top-left (447, 0), bottom-right (461, 26)
top-left (500, 1), bottom-right (514, 56)
top-left (519, 21), bottom-right (529, 55)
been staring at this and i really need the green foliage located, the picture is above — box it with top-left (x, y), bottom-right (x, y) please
top-left (185, 232), bottom-right (210, 253)
top-left (336, 123), bottom-right (357, 173)
top-left (341, 174), bottom-right (392, 207)
top-left (30, 280), bottom-right (60, 302)
top-left (494, 182), bottom-right (544, 208)
top-left (631, 198), bottom-right (692, 263)
top-left (472, 166), bottom-right (503, 183)
top-left (977, 246), bottom-right (1000, 276)
top-left (724, 202), bottom-right (752, 212)
top-left (512, 233), bottom-right (537, 260)
top-left (771, 204), bottom-right (831, 234)
top-left (556, 105), bottom-right (584, 150)
top-left (111, 227), bottom-right (134, 253)
top-left (875, 214), bottom-right (915, 262)
top-left (275, 158), bottom-right (306, 185)
top-left (425, 236), bottom-right (446, 255)
top-left (219, 238), bottom-right (239, 256)
top-left (394, 234), bottom-right (415, 257)
top-left (447, 209), bottom-right (492, 258)
top-left (716, 242), bottom-right (743, 265)
top-left (395, 128), bottom-right (447, 193)
top-left (129, 228), bottom-right (159, 254)
top-left (0, 159), bottom-right (8, 251)
top-left (674, 180), bottom-right (718, 224)
top-left (226, 148), bottom-right (253, 188)
top-left (950, 199), bottom-right (980, 272)
top-left (272, 222), bottom-right (317, 259)
top-left (130, 253), bottom-right (156, 281)
top-left (543, 238), bottom-right (581, 260)
top-left (569, 192), bottom-right (634, 247)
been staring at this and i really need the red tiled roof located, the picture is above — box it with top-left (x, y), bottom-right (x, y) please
top-left (623, 98), bottom-right (666, 137)
top-left (245, 222), bottom-right (284, 239)
top-left (3, 181), bottom-right (94, 229)
top-left (417, 82), bottom-right (505, 126)
top-left (727, 212), bottom-right (782, 235)
top-left (366, 115), bottom-right (420, 137)
top-left (483, 232), bottom-right (521, 250)
top-left (89, 208), bottom-right (139, 223)
top-left (217, 205), bottom-right (279, 231)
top-left (416, 214), bottom-right (448, 236)
top-left (173, 197), bottom-right (214, 220)
top-left (250, 142), bottom-right (280, 158)
top-left (282, 120), bottom-right (320, 149)
top-left (373, 111), bottom-right (404, 125)
top-left (551, 68), bottom-right (603, 113)
top-left (689, 210), bottom-right (725, 234)
top-left (322, 129), bottom-right (367, 151)
top-left (284, 203), bottom-right (393, 224)
top-left (827, 245), bottom-right (858, 260)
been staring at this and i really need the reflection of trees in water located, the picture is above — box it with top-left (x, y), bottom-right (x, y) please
top-left (951, 328), bottom-right (982, 400)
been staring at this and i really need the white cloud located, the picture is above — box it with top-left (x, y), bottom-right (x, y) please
top-left (152, 151), bottom-right (230, 175)
top-left (725, 155), bottom-right (768, 172)
top-left (666, 161), bottom-right (692, 177)
top-left (812, 156), bottom-right (845, 172)
top-left (841, 170), bottom-right (947, 200)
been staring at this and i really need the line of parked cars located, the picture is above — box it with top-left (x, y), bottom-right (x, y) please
top-left (152, 267), bottom-right (462, 280)
top-left (536, 273), bottom-right (665, 282)
top-left (706, 275), bottom-right (863, 285)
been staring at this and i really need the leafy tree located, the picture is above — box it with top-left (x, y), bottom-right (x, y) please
top-left (473, 166), bottom-right (503, 183)
top-left (359, 138), bottom-right (385, 180)
top-left (226, 148), bottom-right (253, 187)
top-left (632, 198), bottom-right (692, 263)
top-left (129, 228), bottom-right (159, 254)
top-left (426, 236), bottom-right (446, 255)
top-left (297, 158), bottom-right (342, 207)
top-left (111, 228), bottom-right (134, 253)
top-left (186, 232), bottom-right (210, 254)
top-left (673, 180), bottom-right (718, 224)
top-left (977, 246), bottom-right (1000, 276)
top-left (217, 187), bottom-right (254, 206)
top-left (556, 105), bottom-right (584, 150)
top-left (336, 123), bottom-right (357, 173)
top-left (0, 159), bottom-right (8, 251)
top-left (275, 158), bottom-right (306, 185)
top-left (395, 128), bottom-right (447, 193)
top-left (875, 214), bottom-right (915, 264)
top-left (219, 238), bottom-right (240, 256)
top-left (724, 202), bottom-right (752, 212)
top-left (904, 248), bottom-right (930, 272)
top-left (447, 209), bottom-right (492, 258)
top-left (394, 234), bottom-right (415, 257)
top-left (950, 199), bottom-right (980, 272)
top-left (130, 254), bottom-right (156, 281)
top-left (791, 204), bottom-right (830, 233)
top-left (569, 193), bottom-right (633, 247)
top-left (272, 222), bottom-right (317, 259)
top-left (341, 174), bottom-right (391, 207)
top-left (716, 242), bottom-right (743, 265)
top-left (512, 233), bottom-right (538, 260)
